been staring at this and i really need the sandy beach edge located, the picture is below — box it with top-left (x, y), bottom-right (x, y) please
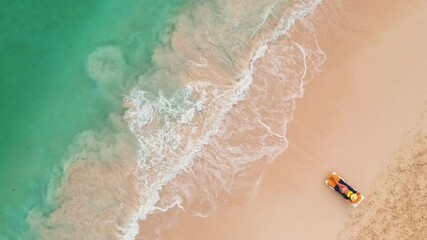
top-left (156, 0), bottom-right (427, 239)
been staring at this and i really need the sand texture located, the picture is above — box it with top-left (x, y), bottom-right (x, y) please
top-left (159, 0), bottom-right (427, 239)
top-left (338, 111), bottom-right (427, 240)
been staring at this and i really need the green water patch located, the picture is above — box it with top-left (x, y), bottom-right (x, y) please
top-left (0, 0), bottom-right (187, 238)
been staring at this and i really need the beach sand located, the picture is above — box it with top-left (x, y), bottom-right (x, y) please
top-left (337, 110), bottom-right (427, 239)
top-left (159, 0), bottom-right (427, 239)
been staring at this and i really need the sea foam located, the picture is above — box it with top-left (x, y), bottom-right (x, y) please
top-left (125, 0), bottom-right (325, 239)
top-left (27, 0), bottom-right (326, 239)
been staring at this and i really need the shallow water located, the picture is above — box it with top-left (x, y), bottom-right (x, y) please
top-left (135, 1), bottom-right (326, 238)
top-left (0, 0), bottom-right (186, 239)
top-left (1, 0), bottom-right (325, 239)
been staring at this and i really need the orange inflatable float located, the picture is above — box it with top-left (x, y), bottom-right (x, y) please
top-left (325, 172), bottom-right (365, 208)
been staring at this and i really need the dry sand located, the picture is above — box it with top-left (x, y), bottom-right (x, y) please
top-left (337, 109), bottom-right (427, 239)
top-left (161, 0), bottom-right (427, 239)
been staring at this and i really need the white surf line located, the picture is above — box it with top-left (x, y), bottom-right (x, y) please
top-left (153, 200), bottom-right (185, 212)
top-left (258, 120), bottom-right (287, 139)
top-left (122, 1), bottom-right (324, 239)
top-left (249, 1), bottom-right (280, 40)
top-left (293, 41), bottom-right (308, 85)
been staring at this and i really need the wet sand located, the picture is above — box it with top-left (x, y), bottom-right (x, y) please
top-left (161, 0), bottom-right (427, 239)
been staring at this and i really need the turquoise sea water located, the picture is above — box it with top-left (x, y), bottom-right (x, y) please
top-left (0, 0), bottom-right (186, 238)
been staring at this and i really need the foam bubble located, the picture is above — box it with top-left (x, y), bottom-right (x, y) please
top-left (125, 0), bottom-right (325, 239)
top-left (28, 1), bottom-right (326, 239)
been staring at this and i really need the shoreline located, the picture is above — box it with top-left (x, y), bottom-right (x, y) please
top-left (160, 0), bottom-right (427, 239)
top-left (135, 1), bottom-right (326, 239)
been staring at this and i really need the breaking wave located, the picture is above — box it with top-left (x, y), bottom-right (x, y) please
top-left (28, 0), bottom-right (326, 239)
top-left (127, 0), bottom-right (325, 239)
